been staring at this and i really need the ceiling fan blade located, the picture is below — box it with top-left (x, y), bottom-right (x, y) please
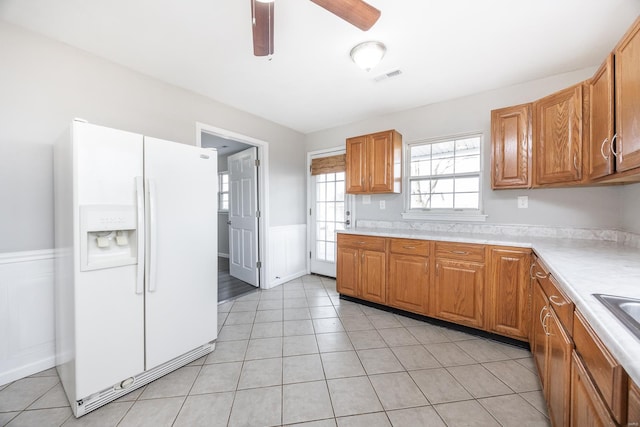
top-left (310, 0), bottom-right (380, 31)
top-left (251, 0), bottom-right (274, 56)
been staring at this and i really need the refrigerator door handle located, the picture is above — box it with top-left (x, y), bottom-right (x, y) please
top-left (147, 178), bottom-right (158, 292)
top-left (135, 176), bottom-right (145, 295)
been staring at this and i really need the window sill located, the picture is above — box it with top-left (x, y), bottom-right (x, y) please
top-left (401, 211), bottom-right (488, 222)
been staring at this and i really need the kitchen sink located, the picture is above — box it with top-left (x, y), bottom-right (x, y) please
top-left (593, 294), bottom-right (640, 340)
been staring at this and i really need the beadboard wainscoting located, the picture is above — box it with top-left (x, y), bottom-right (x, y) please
top-left (0, 250), bottom-right (55, 386)
top-left (267, 224), bottom-right (307, 288)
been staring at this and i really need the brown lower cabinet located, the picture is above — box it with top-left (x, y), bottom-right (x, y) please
top-left (571, 351), bottom-right (617, 427)
top-left (629, 380), bottom-right (640, 426)
top-left (336, 233), bottom-right (640, 427)
top-left (336, 234), bottom-right (386, 304)
top-left (387, 238), bottom-right (430, 314)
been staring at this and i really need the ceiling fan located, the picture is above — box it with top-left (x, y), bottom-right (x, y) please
top-left (251, 0), bottom-right (381, 56)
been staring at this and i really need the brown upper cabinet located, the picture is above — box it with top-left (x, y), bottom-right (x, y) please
top-left (345, 130), bottom-right (402, 194)
top-left (491, 104), bottom-right (532, 189)
top-left (533, 84), bottom-right (584, 186)
top-left (492, 16), bottom-right (640, 188)
top-left (588, 54), bottom-right (615, 180)
top-left (615, 17), bottom-right (640, 174)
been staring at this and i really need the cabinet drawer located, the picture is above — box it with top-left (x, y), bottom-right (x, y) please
top-left (389, 238), bottom-right (429, 256)
top-left (573, 310), bottom-right (627, 424)
top-left (542, 276), bottom-right (574, 334)
top-left (337, 234), bottom-right (386, 251)
top-left (435, 241), bottom-right (485, 262)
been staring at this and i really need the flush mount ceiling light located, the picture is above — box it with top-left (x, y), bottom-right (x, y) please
top-left (350, 41), bottom-right (386, 71)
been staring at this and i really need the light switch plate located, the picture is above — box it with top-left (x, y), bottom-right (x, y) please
top-left (362, 195), bottom-right (371, 205)
top-left (517, 196), bottom-right (528, 209)
top-left (379, 200), bottom-right (386, 210)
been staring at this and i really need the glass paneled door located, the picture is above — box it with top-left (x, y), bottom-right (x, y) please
top-left (309, 151), bottom-right (351, 277)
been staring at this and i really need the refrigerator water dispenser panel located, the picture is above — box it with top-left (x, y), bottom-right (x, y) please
top-left (80, 205), bottom-right (138, 271)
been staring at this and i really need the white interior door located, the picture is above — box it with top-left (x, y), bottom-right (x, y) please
top-left (228, 147), bottom-right (259, 287)
top-left (310, 156), bottom-right (351, 277)
top-left (143, 137), bottom-right (218, 369)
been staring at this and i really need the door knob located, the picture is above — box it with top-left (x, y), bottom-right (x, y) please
top-left (227, 220), bottom-right (232, 225)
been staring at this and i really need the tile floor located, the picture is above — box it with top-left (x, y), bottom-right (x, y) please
top-left (0, 275), bottom-right (550, 426)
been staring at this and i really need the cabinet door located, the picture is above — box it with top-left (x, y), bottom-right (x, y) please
top-left (346, 136), bottom-right (367, 193)
top-left (336, 246), bottom-right (359, 297)
top-left (433, 259), bottom-right (484, 328)
top-left (487, 248), bottom-right (530, 340)
top-left (547, 310), bottom-right (573, 427)
top-left (534, 84), bottom-right (583, 185)
top-left (629, 380), bottom-right (640, 427)
top-left (368, 131), bottom-right (394, 193)
top-left (615, 18), bottom-right (640, 172)
top-left (360, 249), bottom-right (386, 304)
top-left (388, 253), bottom-right (429, 314)
top-left (491, 104), bottom-right (532, 189)
top-left (531, 281), bottom-right (548, 389)
top-left (571, 351), bottom-right (617, 427)
top-left (588, 55), bottom-right (615, 180)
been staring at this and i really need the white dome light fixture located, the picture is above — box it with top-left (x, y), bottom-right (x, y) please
top-left (350, 41), bottom-right (386, 72)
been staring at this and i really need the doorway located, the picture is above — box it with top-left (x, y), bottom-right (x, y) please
top-left (307, 148), bottom-right (353, 278)
top-left (197, 123), bottom-right (269, 300)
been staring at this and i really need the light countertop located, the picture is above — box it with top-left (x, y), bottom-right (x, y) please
top-left (339, 228), bottom-right (640, 385)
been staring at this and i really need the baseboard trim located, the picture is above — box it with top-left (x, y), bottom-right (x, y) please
top-left (268, 269), bottom-right (306, 288)
top-left (0, 355), bottom-right (56, 386)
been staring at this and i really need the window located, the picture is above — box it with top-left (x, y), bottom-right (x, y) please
top-left (404, 134), bottom-right (485, 220)
top-left (218, 172), bottom-right (229, 211)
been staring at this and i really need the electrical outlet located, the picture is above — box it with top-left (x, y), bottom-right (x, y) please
top-left (517, 196), bottom-right (528, 209)
top-left (379, 200), bottom-right (386, 210)
top-left (363, 195), bottom-right (371, 205)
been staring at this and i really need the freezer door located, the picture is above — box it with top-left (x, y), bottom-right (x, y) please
top-left (73, 122), bottom-right (145, 398)
top-left (143, 137), bottom-right (218, 369)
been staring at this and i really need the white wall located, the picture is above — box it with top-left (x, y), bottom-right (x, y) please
top-left (621, 183), bottom-right (640, 234)
top-left (0, 21), bottom-right (306, 253)
top-left (305, 68), bottom-right (625, 230)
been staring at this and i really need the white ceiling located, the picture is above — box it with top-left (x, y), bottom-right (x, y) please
top-left (1, 0), bottom-right (639, 134)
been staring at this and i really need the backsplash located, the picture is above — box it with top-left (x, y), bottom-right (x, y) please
top-left (355, 220), bottom-right (640, 249)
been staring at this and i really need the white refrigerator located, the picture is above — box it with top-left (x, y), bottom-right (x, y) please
top-left (54, 120), bottom-right (218, 417)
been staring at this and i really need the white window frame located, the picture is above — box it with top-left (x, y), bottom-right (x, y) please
top-left (218, 171), bottom-right (229, 212)
top-left (402, 132), bottom-right (487, 222)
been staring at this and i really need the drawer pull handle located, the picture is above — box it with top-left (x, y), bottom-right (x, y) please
top-left (611, 134), bottom-right (620, 157)
top-left (542, 312), bottom-right (552, 336)
top-left (529, 263), bottom-right (536, 280)
top-left (600, 138), bottom-right (610, 160)
top-left (451, 250), bottom-right (469, 255)
top-left (357, 241), bottom-right (366, 245)
top-left (549, 295), bottom-right (567, 307)
top-left (402, 246), bottom-right (416, 249)
top-left (539, 306), bottom-right (548, 326)
top-left (535, 271), bottom-right (548, 280)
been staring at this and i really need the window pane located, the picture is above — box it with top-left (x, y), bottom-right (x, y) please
top-left (410, 179), bottom-right (432, 195)
top-left (411, 194), bottom-right (431, 209)
top-left (316, 241), bottom-right (326, 261)
top-left (335, 222), bottom-right (345, 231)
top-left (316, 174), bottom-right (326, 183)
top-left (326, 222), bottom-right (336, 242)
top-left (455, 192), bottom-right (479, 209)
top-left (335, 172), bottom-right (345, 181)
top-left (316, 223), bottom-right (326, 241)
top-left (431, 178), bottom-right (453, 194)
top-left (326, 242), bottom-right (335, 262)
top-left (335, 183), bottom-right (345, 202)
top-left (431, 157), bottom-right (455, 175)
top-left (431, 141), bottom-right (455, 156)
top-left (455, 177), bottom-right (479, 192)
top-left (455, 155), bottom-right (480, 173)
top-left (316, 202), bottom-right (326, 221)
top-left (326, 202), bottom-right (336, 222)
top-left (455, 137), bottom-right (480, 155)
top-left (431, 193), bottom-right (454, 209)
top-left (326, 181), bottom-right (335, 201)
top-left (316, 182), bottom-right (326, 202)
